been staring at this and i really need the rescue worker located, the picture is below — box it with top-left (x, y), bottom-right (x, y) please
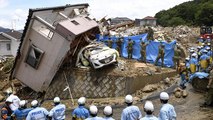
top-left (207, 47), bottom-right (213, 64)
top-left (189, 53), bottom-right (198, 74)
top-left (116, 37), bottom-right (123, 56)
top-left (197, 46), bottom-right (202, 60)
top-left (140, 101), bottom-right (158, 120)
top-left (179, 63), bottom-right (188, 89)
top-left (199, 50), bottom-right (210, 72)
top-left (85, 105), bottom-right (103, 120)
top-left (158, 92), bottom-right (176, 120)
top-left (72, 97), bottom-right (90, 120)
top-left (107, 37), bottom-right (113, 48)
top-left (49, 97), bottom-right (66, 120)
top-left (126, 38), bottom-right (134, 59)
top-left (154, 44), bottom-right (165, 67)
top-left (103, 106), bottom-right (114, 120)
top-left (26, 100), bottom-right (49, 120)
top-left (173, 45), bottom-right (181, 70)
top-left (206, 36), bottom-right (211, 43)
top-left (189, 49), bottom-right (195, 59)
top-left (185, 57), bottom-right (190, 70)
top-left (147, 27), bottom-right (154, 40)
top-left (140, 41), bottom-right (148, 63)
top-left (198, 36), bottom-right (204, 46)
top-left (1, 98), bottom-right (13, 120)
top-left (202, 67), bottom-right (213, 107)
top-left (121, 95), bottom-right (142, 120)
top-left (11, 100), bottom-right (32, 120)
top-left (6, 91), bottom-right (20, 112)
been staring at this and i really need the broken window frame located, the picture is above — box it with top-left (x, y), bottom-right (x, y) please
top-left (25, 44), bottom-right (44, 69)
top-left (71, 20), bottom-right (80, 25)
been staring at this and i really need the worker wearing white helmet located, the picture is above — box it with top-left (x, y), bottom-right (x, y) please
top-left (140, 101), bottom-right (158, 120)
top-left (158, 92), bottom-right (176, 120)
top-left (206, 47), bottom-right (213, 64)
top-left (72, 97), bottom-right (90, 119)
top-left (185, 57), bottom-right (190, 69)
top-left (26, 100), bottom-right (49, 120)
top-left (85, 105), bottom-right (103, 120)
top-left (206, 36), bottom-right (211, 43)
top-left (11, 100), bottom-right (33, 120)
top-left (6, 90), bottom-right (20, 111)
top-left (1, 98), bottom-right (13, 120)
top-left (199, 49), bottom-right (210, 72)
top-left (103, 106), bottom-right (114, 120)
top-left (49, 97), bottom-right (66, 120)
top-left (189, 53), bottom-right (199, 73)
top-left (121, 95), bottom-right (142, 120)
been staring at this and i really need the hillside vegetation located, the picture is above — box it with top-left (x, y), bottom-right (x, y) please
top-left (155, 0), bottom-right (213, 27)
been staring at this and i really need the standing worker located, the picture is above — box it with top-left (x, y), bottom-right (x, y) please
top-left (155, 44), bottom-right (165, 67)
top-left (126, 38), bottom-right (134, 59)
top-left (103, 106), bottom-right (115, 120)
top-left (26, 100), bottom-right (49, 120)
top-left (6, 91), bottom-right (20, 112)
top-left (72, 97), bottom-right (90, 120)
top-left (107, 37), bottom-right (113, 48)
top-left (140, 101), bottom-right (158, 120)
top-left (189, 53), bottom-right (198, 74)
top-left (173, 45), bottom-right (181, 70)
top-left (199, 50), bottom-right (210, 72)
top-left (85, 105), bottom-right (103, 120)
top-left (49, 97), bottom-right (66, 120)
top-left (121, 95), bottom-right (142, 120)
top-left (1, 98), bottom-right (13, 120)
top-left (140, 41), bottom-right (148, 63)
top-left (11, 100), bottom-right (32, 120)
top-left (158, 92), bottom-right (176, 120)
top-left (147, 27), bottom-right (154, 40)
top-left (206, 47), bottom-right (213, 64)
top-left (116, 37), bottom-right (123, 56)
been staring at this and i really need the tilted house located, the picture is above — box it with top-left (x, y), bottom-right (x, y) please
top-left (0, 30), bottom-right (22, 57)
top-left (10, 4), bottom-right (99, 92)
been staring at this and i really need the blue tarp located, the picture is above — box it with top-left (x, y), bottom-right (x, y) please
top-left (96, 33), bottom-right (176, 67)
top-left (189, 72), bottom-right (209, 81)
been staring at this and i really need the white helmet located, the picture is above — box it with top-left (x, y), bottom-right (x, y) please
top-left (160, 92), bottom-right (169, 100)
top-left (31, 100), bottom-right (38, 107)
top-left (144, 101), bottom-right (154, 112)
top-left (6, 98), bottom-right (13, 103)
top-left (207, 36), bottom-right (210, 39)
top-left (19, 100), bottom-right (26, 107)
top-left (207, 43), bottom-right (211, 46)
top-left (189, 49), bottom-right (194, 53)
top-left (125, 95), bottom-right (133, 103)
top-left (104, 106), bottom-right (113, 116)
top-left (203, 50), bottom-right (208, 53)
top-left (89, 105), bottom-right (98, 115)
top-left (191, 47), bottom-right (195, 50)
top-left (78, 97), bottom-right (86, 105)
top-left (206, 47), bottom-right (211, 50)
top-left (54, 97), bottom-right (60, 103)
top-left (192, 53), bottom-right (197, 57)
top-left (197, 46), bottom-right (201, 49)
top-left (185, 57), bottom-right (190, 61)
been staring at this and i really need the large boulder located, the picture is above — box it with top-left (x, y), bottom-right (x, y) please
top-left (142, 84), bottom-right (158, 93)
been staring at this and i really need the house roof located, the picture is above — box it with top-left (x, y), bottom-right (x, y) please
top-left (0, 33), bottom-right (10, 40)
top-left (10, 3), bottom-right (89, 80)
top-left (111, 17), bottom-right (132, 21)
top-left (5, 30), bottom-right (22, 39)
top-left (142, 16), bottom-right (157, 20)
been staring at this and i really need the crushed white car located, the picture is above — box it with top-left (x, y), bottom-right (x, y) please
top-left (76, 42), bottom-right (119, 69)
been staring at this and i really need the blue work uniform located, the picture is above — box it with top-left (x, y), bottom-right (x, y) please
top-left (207, 51), bottom-right (213, 57)
top-left (140, 115), bottom-right (158, 120)
top-left (26, 107), bottom-right (49, 120)
top-left (72, 105), bottom-right (90, 119)
top-left (12, 108), bottom-right (33, 120)
top-left (158, 103), bottom-right (176, 120)
top-left (121, 105), bottom-right (142, 120)
top-left (103, 117), bottom-right (115, 120)
top-left (206, 38), bottom-right (211, 43)
top-left (185, 61), bottom-right (190, 69)
top-left (199, 54), bottom-right (210, 72)
top-left (189, 57), bottom-right (198, 73)
top-left (49, 104), bottom-right (66, 120)
top-left (85, 116), bottom-right (103, 120)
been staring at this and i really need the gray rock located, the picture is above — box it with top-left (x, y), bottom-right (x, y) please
top-left (142, 84), bottom-right (158, 93)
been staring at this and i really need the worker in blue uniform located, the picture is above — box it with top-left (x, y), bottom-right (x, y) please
top-left (121, 95), bottom-right (142, 120)
top-left (26, 100), bottom-right (49, 120)
top-left (72, 97), bottom-right (90, 120)
top-left (199, 50), bottom-right (210, 72)
top-left (49, 97), bottom-right (66, 120)
top-left (85, 105), bottom-right (103, 120)
top-left (103, 106), bottom-right (115, 120)
top-left (11, 100), bottom-right (32, 120)
top-left (189, 53), bottom-right (198, 74)
top-left (158, 92), bottom-right (176, 120)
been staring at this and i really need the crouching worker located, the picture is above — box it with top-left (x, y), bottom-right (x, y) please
top-left (140, 101), bottom-right (158, 120)
top-left (49, 97), bottom-right (66, 120)
top-left (11, 100), bottom-right (32, 120)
